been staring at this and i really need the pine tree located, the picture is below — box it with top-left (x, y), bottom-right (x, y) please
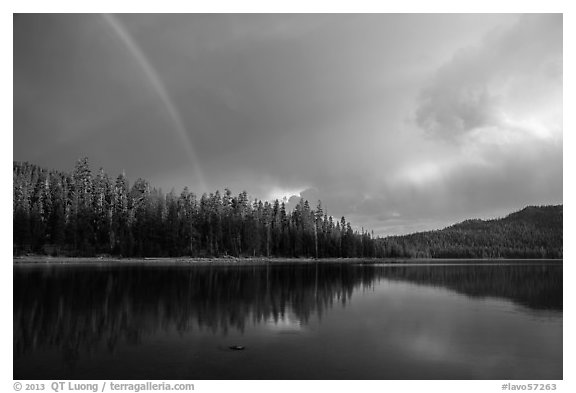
top-left (112, 172), bottom-right (129, 255)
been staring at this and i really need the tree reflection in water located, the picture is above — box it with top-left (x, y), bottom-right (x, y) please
top-left (14, 262), bottom-right (562, 362)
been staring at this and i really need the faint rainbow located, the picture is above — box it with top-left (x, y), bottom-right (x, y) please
top-left (101, 14), bottom-right (207, 191)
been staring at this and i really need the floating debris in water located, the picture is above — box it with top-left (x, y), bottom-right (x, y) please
top-left (229, 345), bottom-right (245, 351)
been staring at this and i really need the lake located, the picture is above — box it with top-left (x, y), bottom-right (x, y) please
top-left (13, 260), bottom-right (562, 380)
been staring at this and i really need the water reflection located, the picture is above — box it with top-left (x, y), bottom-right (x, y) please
top-left (364, 263), bottom-right (562, 310)
top-left (13, 262), bottom-right (562, 375)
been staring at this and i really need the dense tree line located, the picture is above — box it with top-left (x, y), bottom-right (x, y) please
top-left (13, 159), bottom-right (375, 258)
top-left (13, 159), bottom-right (562, 259)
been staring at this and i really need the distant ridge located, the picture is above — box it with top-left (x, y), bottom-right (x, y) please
top-left (379, 205), bottom-right (562, 259)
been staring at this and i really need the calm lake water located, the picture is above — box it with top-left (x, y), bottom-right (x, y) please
top-left (14, 261), bottom-right (562, 380)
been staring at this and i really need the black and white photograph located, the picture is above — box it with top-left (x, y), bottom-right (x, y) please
top-left (10, 6), bottom-right (566, 386)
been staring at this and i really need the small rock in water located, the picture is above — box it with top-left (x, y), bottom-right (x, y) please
top-left (229, 345), bottom-right (245, 351)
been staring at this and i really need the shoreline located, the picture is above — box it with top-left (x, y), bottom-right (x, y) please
top-left (13, 256), bottom-right (563, 266)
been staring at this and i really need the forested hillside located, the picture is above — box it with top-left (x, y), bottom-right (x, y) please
top-left (378, 205), bottom-right (562, 258)
top-left (13, 159), bottom-right (562, 259)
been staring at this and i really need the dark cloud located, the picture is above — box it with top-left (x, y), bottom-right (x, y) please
top-left (417, 85), bottom-right (498, 138)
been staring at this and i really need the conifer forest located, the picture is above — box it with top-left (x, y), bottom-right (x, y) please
top-left (13, 159), bottom-right (562, 259)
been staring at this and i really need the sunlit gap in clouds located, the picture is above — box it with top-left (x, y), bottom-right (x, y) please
top-left (265, 186), bottom-right (306, 203)
top-left (101, 14), bottom-right (207, 191)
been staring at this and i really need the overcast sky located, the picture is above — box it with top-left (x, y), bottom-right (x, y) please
top-left (13, 13), bottom-right (562, 235)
